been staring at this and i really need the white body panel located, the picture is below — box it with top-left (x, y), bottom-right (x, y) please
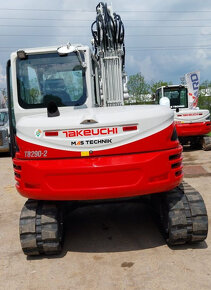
top-left (174, 108), bottom-right (210, 123)
top-left (16, 105), bottom-right (173, 151)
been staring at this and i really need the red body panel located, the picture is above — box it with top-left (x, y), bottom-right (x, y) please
top-left (13, 124), bottom-right (183, 200)
top-left (14, 146), bottom-right (183, 200)
top-left (176, 121), bottom-right (211, 137)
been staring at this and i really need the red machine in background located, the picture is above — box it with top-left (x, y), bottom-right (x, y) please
top-left (156, 84), bottom-right (211, 150)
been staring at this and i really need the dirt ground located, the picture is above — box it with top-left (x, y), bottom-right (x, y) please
top-left (0, 149), bottom-right (211, 290)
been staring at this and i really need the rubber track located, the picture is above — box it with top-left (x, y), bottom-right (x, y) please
top-left (165, 181), bottom-right (208, 246)
top-left (202, 136), bottom-right (211, 151)
top-left (19, 200), bottom-right (63, 256)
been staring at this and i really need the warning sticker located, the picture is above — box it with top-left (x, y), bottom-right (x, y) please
top-left (81, 151), bottom-right (90, 157)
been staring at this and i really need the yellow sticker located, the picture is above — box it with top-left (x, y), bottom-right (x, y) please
top-left (81, 151), bottom-right (90, 157)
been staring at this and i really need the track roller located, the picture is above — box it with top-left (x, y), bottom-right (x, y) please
top-left (19, 200), bottom-right (64, 256)
top-left (202, 136), bottom-right (211, 151)
top-left (152, 181), bottom-right (208, 246)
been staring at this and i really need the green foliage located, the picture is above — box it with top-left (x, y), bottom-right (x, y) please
top-left (198, 94), bottom-right (211, 114)
top-left (150, 80), bottom-right (173, 94)
top-left (199, 82), bottom-right (211, 114)
top-left (127, 73), bottom-right (150, 103)
top-left (200, 80), bottom-right (211, 90)
top-left (29, 88), bottom-right (40, 104)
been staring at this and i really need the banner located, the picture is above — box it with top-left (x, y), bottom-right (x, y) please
top-left (185, 71), bottom-right (200, 109)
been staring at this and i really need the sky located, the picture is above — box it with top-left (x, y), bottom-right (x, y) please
top-left (1, 0), bottom-right (211, 89)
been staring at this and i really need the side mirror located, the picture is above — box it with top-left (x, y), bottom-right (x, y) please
top-left (159, 97), bottom-right (170, 107)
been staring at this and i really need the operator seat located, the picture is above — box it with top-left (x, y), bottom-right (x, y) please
top-left (170, 92), bottom-right (180, 106)
top-left (43, 78), bottom-right (71, 106)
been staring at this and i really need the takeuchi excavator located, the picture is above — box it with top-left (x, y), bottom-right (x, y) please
top-left (7, 3), bottom-right (208, 256)
top-left (156, 85), bottom-right (211, 150)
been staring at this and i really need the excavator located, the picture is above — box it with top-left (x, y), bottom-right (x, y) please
top-left (6, 3), bottom-right (208, 256)
top-left (156, 84), bottom-right (211, 150)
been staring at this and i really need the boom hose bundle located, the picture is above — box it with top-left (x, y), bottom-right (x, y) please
top-left (91, 2), bottom-right (125, 106)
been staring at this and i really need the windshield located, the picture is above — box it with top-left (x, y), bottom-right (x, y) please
top-left (163, 87), bottom-right (188, 108)
top-left (17, 52), bottom-right (87, 109)
top-left (0, 111), bottom-right (8, 126)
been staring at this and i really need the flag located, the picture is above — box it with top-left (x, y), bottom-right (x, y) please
top-left (185, 71), bottom-right (200, 109)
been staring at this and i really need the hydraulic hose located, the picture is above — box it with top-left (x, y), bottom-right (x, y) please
top-left (91, 2), bottom-right (125, 65)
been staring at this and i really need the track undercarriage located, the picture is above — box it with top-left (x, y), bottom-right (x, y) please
top-left (19, 181), bottom-right (208, 256)
top-left (180, 135), bottom-right (211, 151)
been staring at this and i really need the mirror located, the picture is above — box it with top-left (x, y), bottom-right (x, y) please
top-left (57, 45), bottom-right (76, 55)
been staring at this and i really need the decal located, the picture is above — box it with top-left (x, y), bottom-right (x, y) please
top-left (177, 113), bottom-right (203, 117)
top-left (35, 129), bottom-right (42, 138)
top-left (81, 151), bottom-right (90, 157)
top-left (63, 127), bottom-right (118, 137)
top-left (185, 71), bottom-right (200, 109)
top-left (24, 150), bottom-right (48, 158)
top-left (70, 139), bottom-right (113, 146)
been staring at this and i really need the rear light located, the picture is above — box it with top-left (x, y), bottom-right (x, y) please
top-left (17, 50), bottom-right (27, 59)
top-left (45, 131), bottom-right (59, 137)
top-left (122, 125), bottom-right (137, 132)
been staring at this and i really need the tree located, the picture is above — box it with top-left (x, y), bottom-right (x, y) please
top-left (127, 73), bottom-right (150, 103)
top-left (150, 80), bottom-right (173, 94)
top-left (198, 95), bottom-right (211, 114)
top-left (29, 88), bottom-right (40, 104)
top-left (199, 82), bottom-right (211, 114)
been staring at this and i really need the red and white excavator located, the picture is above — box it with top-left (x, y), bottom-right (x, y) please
top-left (7, 3), bottom-right (208, 256)
top-left (156, 81), bottom-right (211, 150)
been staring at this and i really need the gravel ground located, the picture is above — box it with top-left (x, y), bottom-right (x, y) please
top-left (0, 149), bottom-right (211, 290)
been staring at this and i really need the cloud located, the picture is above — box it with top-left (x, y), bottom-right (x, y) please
top-left (126, 54), bottom-right (157, 81)
top-left (1, 0), bottom-right (211, 84)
